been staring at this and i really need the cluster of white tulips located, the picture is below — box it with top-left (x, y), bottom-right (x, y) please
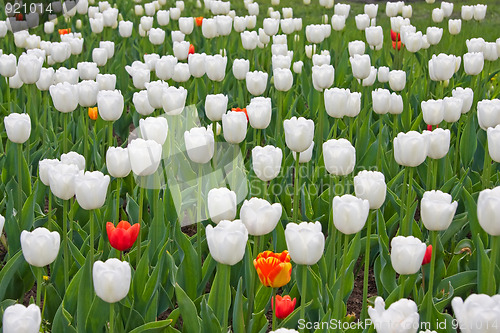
top-left (2, 0), bottom-right (500, 332)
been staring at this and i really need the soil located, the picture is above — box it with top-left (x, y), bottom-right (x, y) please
top-left (346, 261), bottom-right (378, 320)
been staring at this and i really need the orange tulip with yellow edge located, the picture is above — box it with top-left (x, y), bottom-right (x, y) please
top-left (254, 250), bottom-right (292, 288)
top-left (88, 107), bottom-right (98, 120)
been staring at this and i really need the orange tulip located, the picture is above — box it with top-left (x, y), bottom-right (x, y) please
top-left (195, 17), bottom-right (204, 27)
top-left (231, 107), bottom-right (248, 120)
top-left (189, 44), bottom-right (195, 55)
top-left (88, 107), bottom-right (98, 120)
top-left (254, 251), bottom-right (292, 288)
top-left (392, 41), bottom-right (403, 50)
top-left (272, 295), bottom-right (296, 319)
top-left (59, 28), bottom-right (72, 35)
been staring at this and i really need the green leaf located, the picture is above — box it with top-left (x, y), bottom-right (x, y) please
top-left (76, 256), bottom-right (93, 333)
top-left (232, 278), bottom-right (245, 333)
top-left (0, 251), bottom-right (27, 300)
top-left (207, 263), bottom-right (231, 330)
top-left (174, 283), bottom-right (201, 333)
top-left (127, 319), bottom-right (173, 333)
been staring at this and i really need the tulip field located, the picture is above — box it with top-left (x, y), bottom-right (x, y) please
top-left (2, 0), bottom-right (500, 332)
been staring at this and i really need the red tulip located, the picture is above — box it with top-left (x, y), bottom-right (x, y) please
top-left (392, 41), bottom-right (403, 50)
top-left (189, 44), bottom-right (195, 55)
top-left (390, 29), bottom-right (400, 42)
top-left (195, 17), bottom-right (204, 27)
top-left (106, 221), bottom-right (140, 251)
top-left (272, 295), bottom-right (296, 319)
top-left (422, 245), bottom-right (432, 265)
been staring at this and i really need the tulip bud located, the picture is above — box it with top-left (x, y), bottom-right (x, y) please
top-left (74, 171), bottom-right (110, 210)
top-left (461, 5), bottom-right (474, 21)
top-left (184, 127), bottom-right (214, 164)
top-left (331, 194), bottom-right (369, 235)
top-left (222, 111), bottom-right (248, 144)
top-left (394, 131), bottom-right (429, 167)
top-left (335, 3), bottom-right (350, 17)
top-left (368, 297), bottom-right (419, 332)
top-left (355, 14), bottom-right (370, 31)
top-left (241, 198), bottom-right (282, 236)
top-left (246, 71), bottom-right (268, 96)
top-left (354, 171), bottom-right (386, 209)
top-left (4, 113), bottom-right (31, 144)
top-left (284, 117), bottom-right (314, 153)
top-left (139, 116), bottom-right (168, 145)
top-left (452, 294), bottom-right (500, 333)
top-left (474, 4), bottom-right (487, 21)
top-left (323, 139), bottom-right (355, 176)
top-left (350, 54), bottom-right (371, 80)
top-left (206, 220), bottom-right (248, 265)
top-left (452, 87), bottom-right (473, 114)
top-left (432, 8), bottom-right (444, 23)
top-left (448, 19), bottom-right (461, 35)
top-left (463, 52), bottom-right (484, 76)
top-left (233, 58), bottom-right (249, 80)
top-left (285, 221), bottom-right (325, 265)
top-left (247, 97), bottom-right (272, 129)
top-left (96, 74), bottom-right (116, 90)
top-left (50, 82), bottom-right (79, 113)
top-left (477, 186), bottom-right (500, 235)
top-left (2, 304), bottom-right (41, 333)
top-left (421, 190), bottom-right (458, 231)
top-left (97, 90), bottom-right (124, 121)
top-left (421, 99), bottom-right (444, 126)
top-left (377, 66), bottom-right (390, 83)
top-left (252, 145), bottom-right (282, 181)
top-left (93, 258), bottom-right (131, 303)
top-left (127, 138), bottom-right (162, 176)
top-left (388, 70), bottom-right (406, 91)
top-left (442, 97), bottom-right (463, 123)
top-left (106, 147), bottom-right (132, 178)
top-left (162, 86), bottom-right (187, 115)
top-left (487, 125), bottom-right (500, 163)
top-left (273, 68), bottom-right (293, 92)
top-left (478, 99), bottom-right (500, 130)
top-left (390, 235), bottom-right (427, 275)
top-left (21, 227), bottom-right (60, 267)
top-left (331, 14), bottom-right (346, 31)
top-left (312, 64), bottom-right (334, 91)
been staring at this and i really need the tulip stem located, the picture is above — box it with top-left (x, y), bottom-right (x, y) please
top-left (453, 117), bottom-right (463, 174)
top-left (293, 152), bottom-right (300, 224)
top-left (48, 192), bottom-right (53, 230)
top-left (212, 121), bottom-right (217, 169)
top-left (17, 143), bottom-right (23, 214)
top-left (36, 267), bottom-right (42, 307)
top-left (271, 288), bottom-right (277, 330)
top-left (115, 178), bottom-right (121, 221)
top-left (63, 113), bottom-right (69, 153)
top-left (426, 230), bottom-right (438, 323)
top-left (299, 265), bottom-right (308, 331)
top-left (404, 167), bottom-right (414, 236)
top-left (136, 182), bottom-right (145, 267)
top-left (483, 140), bottom-right (492, 189)
top-left (108, 122), bottom-right (114, 148)
top-left (90, 210), bottom-right (95, 266)
top-left (335, 234), bottom-right (349, 326)
top-left (399, 275), bottom-right (406, 299)
top-left (63, 199), bottom-right (69, 289)
top-left (197, 163), bottom-right (203, 263)
top-left (488, 236), bottom-right (499, 295)
top-left (109, 303), bottom-right (114, 333)
top-left (376, 116), bottom-right (384, 171)
top-left (361, 211), bottom-right (374, 321)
